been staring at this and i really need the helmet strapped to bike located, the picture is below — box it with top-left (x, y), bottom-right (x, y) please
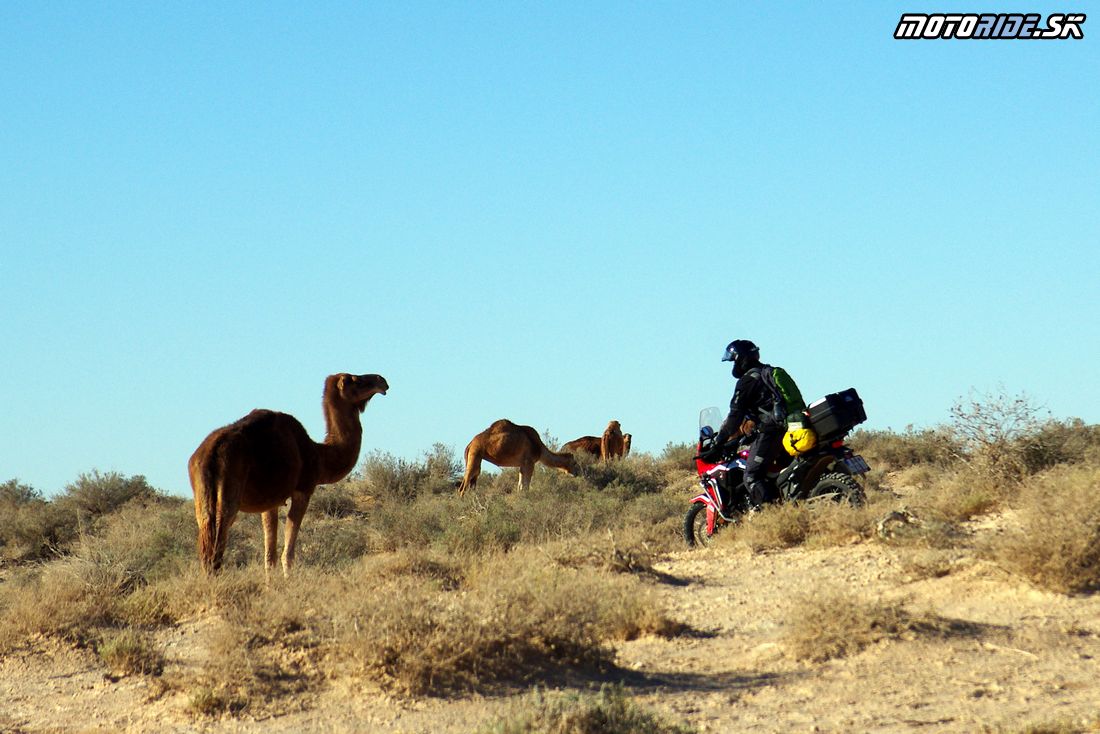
top-left (721, 339), bottom-right (760, 378)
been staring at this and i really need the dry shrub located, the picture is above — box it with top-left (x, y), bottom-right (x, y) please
top-left (0, 481), bottom-right (71, 562)
top-left (97, 629), bottom-right (164, 676)
top-left (725, 492), bottom-right (887, 552)
top-left (57, 470), bottom-right (161, 525)
top-left (308, 483), bottom-right (359, 518)
top-left (1011, 418), bottom-right (1100, 474)
top-left (332, 548), bottom-right (680, 695)
top-left (358, 443), bottom-right (461, 498)
top-left (850, 427), bottom-right (960, 470)
top-left (188, 615), bottom-right (321, 718)
top-left (730, 504), bottom-right (811, 552)
top-left (0, 556), bottom-right (134, 647)
top-left (908, 465), bottom-right (1007, 525)
top-left (988, 464), bottom-right (1100, 594)
top-left (783, 590), bottom-right (979, 662)
top-left (580, 454), bottom-right (673, 495)
top-left (76, 498), bottom-right (194, 583)
top-left (483, 683), bottom-right (695, 734)
top-left (658, 442), bottom-right (698, 474)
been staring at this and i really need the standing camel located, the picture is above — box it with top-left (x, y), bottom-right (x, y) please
top-left (601, 420), bottom-right (626, 460)
top-left (459, 419), bottom-right (578, 495)
top-left (188, 373), bottom-right (388, 576)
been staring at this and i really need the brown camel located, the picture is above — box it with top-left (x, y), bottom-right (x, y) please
top-left (459, 419), bottom-right (578, 494)
top-left (601, 420), bottom-right (626, 460)
top-left (623, 433), bottom-right (632, 457)
top-left (561, 435), bottom-right (602, 458)
top-left (188, 373), bottom-right (388, 576)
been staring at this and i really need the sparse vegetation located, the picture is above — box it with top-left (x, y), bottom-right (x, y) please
top-left (1, 397), bottom-right (1097, 728)
top-left (483, 684), bottom-right (696, 734)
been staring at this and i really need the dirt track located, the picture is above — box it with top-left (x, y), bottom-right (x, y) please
top-left (3, 530), bottom-right (1100, 733)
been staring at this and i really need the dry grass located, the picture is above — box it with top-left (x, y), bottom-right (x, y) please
top-left (987, 464), bottom-right (1100, 594)
top-left (783, 590), bottom-right (982, 662)
top-left (720, 486), bottom-right (893, 553)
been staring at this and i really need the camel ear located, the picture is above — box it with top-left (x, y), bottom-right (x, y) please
top-left (336, 374), bottom-right (349, 394)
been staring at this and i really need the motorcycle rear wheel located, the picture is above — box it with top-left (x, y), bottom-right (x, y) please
top-left (806, 471), bottom-right (865, 506)
top-left (683, 503), bottom-right (721, 547)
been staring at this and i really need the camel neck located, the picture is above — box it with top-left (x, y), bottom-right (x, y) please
top-left (319, 401), bottom-right (363, 483)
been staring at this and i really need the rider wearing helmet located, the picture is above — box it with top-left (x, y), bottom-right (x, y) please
top-left (715, 339), bottom-right (784, 507)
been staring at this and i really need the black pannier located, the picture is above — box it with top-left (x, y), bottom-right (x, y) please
top-left (806, 388), bottom-right (867, 441)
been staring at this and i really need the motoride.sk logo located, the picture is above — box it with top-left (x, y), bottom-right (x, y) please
top-left (895, 13), bottom-right (1085, 39)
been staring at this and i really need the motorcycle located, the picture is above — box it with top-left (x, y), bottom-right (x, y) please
top-left (683, 390), bottom-right (871, 547)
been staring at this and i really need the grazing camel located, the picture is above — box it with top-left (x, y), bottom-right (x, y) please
top-left (459, 419), bottom-right (578, 494)
top-left (623, 433), bottom-right (632, 457)
top-left (188, 373), bottom-right (388, 576)
top-left (601, 420), bottom-right (626, 461)
top-left (561, 435), bottom-right (602, 458)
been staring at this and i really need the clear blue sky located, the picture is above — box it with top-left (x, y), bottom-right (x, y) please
top-left (2, 2), bottom-right (1097, 496)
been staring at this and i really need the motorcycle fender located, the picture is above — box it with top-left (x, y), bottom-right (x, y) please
top-left (690, 494), bottom-right (721, 513)
top-left (689, 495), bottom-right (722, 535)
top-left (801, 455), bottom-right (837, 493)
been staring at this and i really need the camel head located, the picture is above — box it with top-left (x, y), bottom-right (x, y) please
top-left (563, 452), bottom-right (581, 476)
top-left (327, 373), bottom-right (389, 413)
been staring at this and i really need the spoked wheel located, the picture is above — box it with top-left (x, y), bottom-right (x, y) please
top-left (683, 503), bottom-right (723, 547)
top-left (806, 471), bottom-right (866, 507)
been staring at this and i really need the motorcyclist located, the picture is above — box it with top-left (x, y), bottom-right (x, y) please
top-left (712, 339), bottom-right (785, 507)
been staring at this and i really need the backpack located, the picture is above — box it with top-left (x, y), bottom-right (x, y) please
top-left (754, 365), bottom-right (807, 426)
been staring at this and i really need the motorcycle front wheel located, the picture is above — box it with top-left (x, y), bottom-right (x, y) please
top-left (806, 471), bottom-right (866, 507)
top-left (683, 503), bottom-right (722, 547)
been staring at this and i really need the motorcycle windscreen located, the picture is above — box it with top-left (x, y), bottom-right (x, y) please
top-left (699, 407), bottom-right (723, 435)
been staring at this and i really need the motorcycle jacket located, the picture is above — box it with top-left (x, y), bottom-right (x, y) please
top-left (715, 366), bottom-right (780, 444)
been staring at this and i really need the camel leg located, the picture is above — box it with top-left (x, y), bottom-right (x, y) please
top-left (261, 508), bottom-right (279, 581)
top-left (211, 487), bottom-right (241, 573)
top-left (519, 460), bottom-right (535, 491)
top-left (282, 491), bottom-right (312, 576)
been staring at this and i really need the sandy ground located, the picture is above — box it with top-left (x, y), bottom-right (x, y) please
top-left (3, 521), bottom-right (1100, 733)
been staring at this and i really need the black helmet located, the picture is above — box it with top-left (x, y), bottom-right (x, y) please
top-left (721, 339), bottom-right (760, 378)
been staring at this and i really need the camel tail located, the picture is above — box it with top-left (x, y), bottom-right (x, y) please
top-left (192, 454), bottom-right (221, 573)
top-left (190, 437), bottom-right (241, 573)
top-left (458, 441), bottom-right (479, 495)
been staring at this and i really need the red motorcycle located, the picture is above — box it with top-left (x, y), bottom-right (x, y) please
top-left (684, 389), bottom-right (871, 547)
